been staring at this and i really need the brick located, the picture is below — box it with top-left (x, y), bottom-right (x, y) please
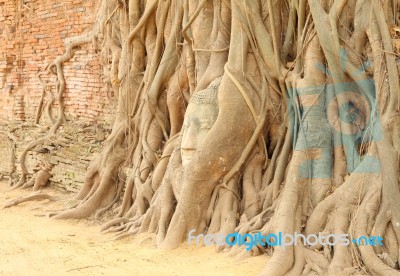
top-left (74, 7), bottom-right (85, 12)
top-left (0, 0), bottom-right (114, 124)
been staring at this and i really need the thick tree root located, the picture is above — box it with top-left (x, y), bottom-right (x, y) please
top-left (3, 191), bottom-right (58, 209)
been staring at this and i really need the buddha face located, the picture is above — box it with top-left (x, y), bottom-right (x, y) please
top-left (181, 102), bottom-right (219, 167)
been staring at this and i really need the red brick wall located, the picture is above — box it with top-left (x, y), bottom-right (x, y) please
top-left (0, 0), bottom-right (114, 124)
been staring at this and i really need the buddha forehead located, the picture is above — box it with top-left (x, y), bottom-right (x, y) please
top-left (183, 76), bottom-right (222, 124)
top-left (184, 102), bottom-right (218, 122)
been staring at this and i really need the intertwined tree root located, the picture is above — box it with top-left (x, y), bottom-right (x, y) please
top-left (6, 0), bottom-right (400, 275)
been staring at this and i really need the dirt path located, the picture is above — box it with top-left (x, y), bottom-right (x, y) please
top-left (0, 183), bottom-right (268, 276)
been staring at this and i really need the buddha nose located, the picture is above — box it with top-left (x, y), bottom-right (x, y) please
top-left (182, 124), bottom-right (197, 150)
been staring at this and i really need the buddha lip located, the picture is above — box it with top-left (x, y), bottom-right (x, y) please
top-left (182, 149), bottom-right (196, 155)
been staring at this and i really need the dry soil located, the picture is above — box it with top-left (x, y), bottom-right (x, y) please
top-left (0, 183), bottom-right (268, 276)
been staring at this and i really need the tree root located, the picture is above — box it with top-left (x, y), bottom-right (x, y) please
top-left (3, 191), bottom-right (58, 209)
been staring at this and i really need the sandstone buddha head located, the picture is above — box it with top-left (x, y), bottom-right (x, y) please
top-left (181, 77), bottom-right (222, 167)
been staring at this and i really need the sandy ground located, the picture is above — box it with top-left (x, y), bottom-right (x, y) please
top-left (0, 183), bottom-right (268, 276)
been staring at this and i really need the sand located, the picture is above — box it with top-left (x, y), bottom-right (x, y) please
top-left (0, 183), bottom-right (268, 276)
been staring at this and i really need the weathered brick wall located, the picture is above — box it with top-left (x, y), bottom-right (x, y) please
top-left (0, 0), bottom-right (115, 193)
top-left (0, 0), bottom-right (115, 124)
top-left (0, 122), bottom-right (108, 193)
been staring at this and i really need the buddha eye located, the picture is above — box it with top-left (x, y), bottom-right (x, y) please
top-left (199, 122), bottom-right (211, 130)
